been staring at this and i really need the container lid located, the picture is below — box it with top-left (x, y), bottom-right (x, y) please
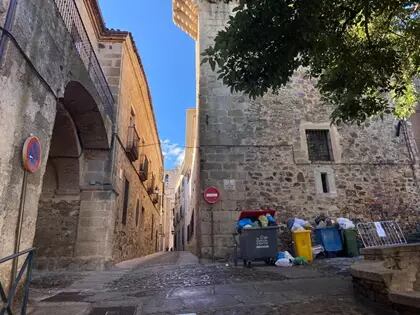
top-left (238, 209), bottom-right (276, 220)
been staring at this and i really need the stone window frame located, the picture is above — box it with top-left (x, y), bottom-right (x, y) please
top-left (300, 122), bottom-right (341, 163)
top-left (314, 166), bottom-right (337, 197)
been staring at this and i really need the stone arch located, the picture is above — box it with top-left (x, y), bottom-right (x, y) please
top-left (63, 81), bottom-right (110, 150)
top-left (34, 102), bottom-right (82, 269)
top-left (34, 80), bottom-right (113, 270)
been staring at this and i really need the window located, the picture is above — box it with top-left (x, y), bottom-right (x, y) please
top-left (314, 167), bottom-right (336, 196)
top-left (135, 200), bottom-right (140, 227)
top-left (320, 173), bottom-right (329, 193)
top-left (306, 130), bottom-right (333, 161)
top-left (122, 179), bottom-right (130, 225)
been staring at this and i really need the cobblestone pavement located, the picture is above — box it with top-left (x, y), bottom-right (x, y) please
top-left (28, 252), bottom-right (397, 315)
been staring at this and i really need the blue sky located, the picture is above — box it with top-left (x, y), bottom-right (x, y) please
top-left (98, 0), bottom-right (196, 169)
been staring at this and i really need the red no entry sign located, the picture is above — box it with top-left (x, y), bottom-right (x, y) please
top-left (203, 186), bottom-right (220, 204)
top-left (22, 136), bottom-right (42, 173)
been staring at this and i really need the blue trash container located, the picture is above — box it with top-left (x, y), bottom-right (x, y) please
top-left (315, 227), bottom-right (343, 255)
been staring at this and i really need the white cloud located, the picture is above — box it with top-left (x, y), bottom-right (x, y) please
top-left (161, 139), bottom-right (185, 168)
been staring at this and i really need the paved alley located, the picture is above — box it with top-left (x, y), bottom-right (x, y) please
top-left (28, 252), bottom-right (396, 315)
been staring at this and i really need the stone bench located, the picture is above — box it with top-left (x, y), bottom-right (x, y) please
top-left (351, 244), bottom-right (420, 313)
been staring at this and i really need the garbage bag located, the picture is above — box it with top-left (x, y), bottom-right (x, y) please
top-left (275, 258), bottom-right (293, 267)
top-left (315, 214), bottom-right (327, 225)
top-left (290, 217), bottom-right (312, 230)
top-left (237, 218), bottom-right (253, 231)
top-left (277, 251), bottom-right (294, 261)
top-left (258, 215), bottom-right (269, 227)
top-left (293, 256), bottom-right (308, 265)
top-left (266, 214), bottom-right (276, 226)
top-left (312, 244), bottom-right (324, 256)
top-left (294, 218), bottom-right (307, 227)
top-left (291, 223), bottom-right (305, 232)
top-left (337, 218), bottom-right (355, 230)
top-left (275, 251), bottom-right (294, 267)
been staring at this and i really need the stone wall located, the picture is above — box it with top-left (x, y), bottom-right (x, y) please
top-left (196, 0), bottom-right (420, 259)
top-left (98, 36), bottom-right (164, 263)
top-left (0, 0), bottom-right (114, 280)
top-left (352, 244), bottom-right (420, 311)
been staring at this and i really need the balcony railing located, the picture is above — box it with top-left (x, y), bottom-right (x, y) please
top-left (126, 126), bottom-right (140, 161)
top-left (139, 155), bottom-right (149, 181)
top-left (147, 174), bottom-right (156, 194)
top-left (53, 0), bottom-right (114, 119)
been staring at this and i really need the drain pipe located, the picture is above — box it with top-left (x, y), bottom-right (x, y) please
top-left (0, 0), bottom-right (18, 63)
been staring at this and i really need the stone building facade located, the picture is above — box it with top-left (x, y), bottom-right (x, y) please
top-left (173, 109), bottom-right (199, 254)
top-left (0, 0), bottom-right (162, 286)
top-left (174, 0), bottom-right (420, 259)
top-left (163, 168), bottom-right (179, 251)
top-left (81, 0), bottom-right (164, 263)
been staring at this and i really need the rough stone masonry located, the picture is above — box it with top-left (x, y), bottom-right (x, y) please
top-left (174, 0), bottom-right (420, 259)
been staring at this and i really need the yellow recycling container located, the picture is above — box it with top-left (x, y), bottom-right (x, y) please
top-left (292, 230), bottom-right (313, 263)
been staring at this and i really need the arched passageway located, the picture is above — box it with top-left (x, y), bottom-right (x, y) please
top-left (33, 102), bottom-right (82, 268)
top-left (34, 81), bottom-right (112, 270)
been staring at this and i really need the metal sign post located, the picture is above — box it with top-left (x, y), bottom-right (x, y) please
top-left (11, 136), bottom-right (42, 286)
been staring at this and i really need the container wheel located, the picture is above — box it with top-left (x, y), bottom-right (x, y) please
top-left (246, 260), bottom-right (252, 268)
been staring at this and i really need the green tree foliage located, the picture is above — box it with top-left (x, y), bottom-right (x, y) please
top-left (202, 0), bottom-right (420, 124)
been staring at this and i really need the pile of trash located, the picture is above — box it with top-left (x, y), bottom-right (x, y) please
top-left (314, 214), bottom-right (356, 230)
top-left (287, 217), bottom-right (313, 232)
top-left (275, 251), bottom-right (308, 267)
top-left (285, 215), bottom-right (357, 261)
top-left (287, 215), bottom-right (356, 231)
top-left (236, 213), bottom-right (277, 232)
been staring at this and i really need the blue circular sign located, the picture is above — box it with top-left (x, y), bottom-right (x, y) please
top-left (22, 136), bottom-right (42, 173)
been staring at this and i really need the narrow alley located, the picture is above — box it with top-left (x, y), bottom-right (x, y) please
top-left (29, 252), bottom-right (392, 315)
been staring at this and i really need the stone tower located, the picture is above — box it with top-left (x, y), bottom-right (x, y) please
top-left (174, 0), bottom-right (420, 259)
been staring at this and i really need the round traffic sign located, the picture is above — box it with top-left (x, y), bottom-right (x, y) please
top-left (22, 136), bottom-right (42, 173)
top-left (203, 186), bottom-right (220, 204)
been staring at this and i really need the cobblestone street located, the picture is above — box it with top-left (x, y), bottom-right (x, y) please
top-left (28, 252), bottom-right (396, 315)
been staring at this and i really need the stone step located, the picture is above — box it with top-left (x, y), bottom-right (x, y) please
top-left (28, 302), bottom-right (92, 315)
top-left (389, 291), bottom-right (420, 309)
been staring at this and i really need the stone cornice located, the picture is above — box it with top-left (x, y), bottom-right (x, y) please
top-left (173, 0), bottom-right (198, 40)
top-left (83, 0), bottom-right (128, 41)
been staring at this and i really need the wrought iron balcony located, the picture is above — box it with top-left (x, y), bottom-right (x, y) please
top-left (53, 0), bottom-right (114, 118)
top-left (126, 126), bottom-right (140, 162)
top-left (139, 155), bottom-right (149, 181)
top-left (150, 192), bottom-right (159, 205)
top-left (147, 174), bottom-right (156, 195)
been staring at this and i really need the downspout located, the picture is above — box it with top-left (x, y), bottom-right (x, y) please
top-left (0, 0), bottom-right (18, 63)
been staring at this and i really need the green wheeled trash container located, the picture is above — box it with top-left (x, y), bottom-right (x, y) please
top-left (341, 229), bottom-right (359, 257)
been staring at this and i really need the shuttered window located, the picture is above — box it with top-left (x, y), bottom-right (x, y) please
top-left (306, 130), bottom-right (333, 161)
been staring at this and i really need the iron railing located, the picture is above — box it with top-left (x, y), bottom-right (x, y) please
top-left (0, 248), bottom-right (35, 315)
top-left (126, 126), bottom-right (140, 162)
top-left (53, 0), bottom-right (114, 118)
top-left (357, 221), bottom-right (407, 248)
